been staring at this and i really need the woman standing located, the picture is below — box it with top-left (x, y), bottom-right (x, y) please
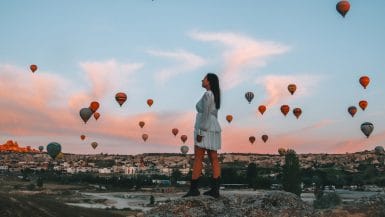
top-left (183, 73), bottom-right (222, 198)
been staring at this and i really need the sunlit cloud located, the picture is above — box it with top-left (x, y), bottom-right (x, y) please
top-left (256, 74), bottom-right (322, 107)
top-left (148, 49), bottom-right (206, 84)
top-left (189, 30), bottom-right (289, 90)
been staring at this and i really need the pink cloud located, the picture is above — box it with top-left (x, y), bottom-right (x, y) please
top-left (256, 74), bottom-right (322, 107)
top-left (147, 49), bottom-right (206, 84)
top-left (189, 31), bottom-right (289, 90)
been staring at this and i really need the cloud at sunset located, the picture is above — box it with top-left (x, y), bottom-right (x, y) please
top-left (189, 30), bottom-right (289, 90)
top-left (148, 49), bottom-right (206, 84)
top-left (256, 74), bottom-right (323, 107)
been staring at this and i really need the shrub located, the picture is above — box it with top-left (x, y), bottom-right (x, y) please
top-left (313, 192), bottom-right (342, 209)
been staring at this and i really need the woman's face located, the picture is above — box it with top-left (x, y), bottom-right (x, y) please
top-left (202, 76), bottom-right (210, 89)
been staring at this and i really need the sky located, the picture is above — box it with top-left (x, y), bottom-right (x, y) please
top-left (1, 0), bottom-right (384, 155)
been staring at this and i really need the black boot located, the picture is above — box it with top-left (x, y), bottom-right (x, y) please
top-left (182, 179), bottom-right (200, 198)
top-left (203, 177), bottom-right (220, 198)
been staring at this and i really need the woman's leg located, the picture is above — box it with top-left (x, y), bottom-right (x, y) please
top-left (192, 145), bottom-right (206, 180)
top-left (208, 150), bottom-right (221, 178)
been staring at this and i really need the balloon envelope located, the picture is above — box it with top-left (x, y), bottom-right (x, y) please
top-left (226, 115), bottom-right (233, 123)
top-left (361, 122), bottom-right (374, 138)
top-left (280, 105), bottom-right (290, 116)
top-left (38, 146), bottom-right (44, 152)
top-left (359, 76), bottom-right (370, 89)
top-left (249, 136), bottom-right (256, 144)
top-left (115, 92), bottom-right (127, 106)
top-left (91, 142), bottom-right (98, 149)
top-left (261, 135), bottom-right (268, 143)
top-left (180, 145), bottom-right (189, 154)
top-left (30, 64), bottom-right (38, 73)
top-left (147, 99), bottom-right (154, 107)
top-left (139, 121), bottom-right (145, 128)
top-left (258, 105), bottom-right (266, 115)
top-left (93, 112), bottom-right (100, 120)
top-left (47, 142), bottom-right (61, 159)
top-left (142, 134), bottom-right (149, 141)
top-left (172, 128), bottom-right (179, 136)
top-left (348, 106), bottom-right (357, 117)
top-left (293, 108), bottom-right (302, 119)
top-left (288, 84), bottom-right (297, 95)
top-left (278, 148), bottom-right (287, 156)
top-left (181, 135), bottom-right (187, 144)
top-left (80, 108), bottom-right (93, 123)
top-left (80, 135), bottom-right (86, 140)
top-left (89, 101), bottom-right (100, 113)
top-left (336, 0), bottom-right (350, 17)
top-left (359, 100), bottom-right (368, 111)
top-left (245, 92), bottom-right (254, 104)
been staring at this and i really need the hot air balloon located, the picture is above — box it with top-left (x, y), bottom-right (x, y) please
top-left (79, 108), bottom-right (93, 123)
top-left (181, 135), bottom-right (188, 144)
top-left (89, 101), bottom-right (100, 113)
top-left (226, 115), bottom-right (233, 123)
top-left (288, 84), bottom-right (297, 95)
top-left (249, 136), bottom-right (256, 144)
top-left (46, 142), bottom-right (61, 159)
top-left (94, 112), bottom-right (100, 120)
top-left (261, 135), bottom-right (268, 143)
top-left (142, 134), bottom-right (149, 142)
top-left (361, 122), bottom-right (374, 138)
top-left (147, 99), bottom-right (154, 107)
top-left (374, 146), bottom-right (384, 155)
top-left (278, 148), bottom-right (287, 156)
top-left (293, 108), bottom-right (302, 119)
top-left (336, 0), bottom-right (350, 18)
top-left (30, 64), bottom-right (38, 73)
top-left (80, 135), bottom-right (86, 140)
top-left (172, 128), bottom-right (179, 136)
top-left (38, 146), bottom-right (44, 152)
top-left (245, 92), bottom-right (254, 104)
top-left (180, 145), bottom-right (189, 154)
top-left (359, 76), bottom-right (370, 89)
top-left (115, 92), bottom-right (127, 106)
top-left (56, 152), bottom-right (64, 160)
top-left (359, 100), bottom-right (368, 111)
top-left (91, 142), bottom-right (98, 149)
top-left (348, 106), bottom-right (357, 117)
top-left (280, 105), bottom-right (290, 116)
top-left (258, 105), bottom-right (266, 115)
top-left (139, 121), bottom-right (145, 128)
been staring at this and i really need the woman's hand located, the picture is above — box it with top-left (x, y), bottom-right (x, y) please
top-left (196, 135), bottom-right (203, 143)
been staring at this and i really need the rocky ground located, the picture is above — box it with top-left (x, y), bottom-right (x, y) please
top-left (145, 191), bottom-right (385, 217)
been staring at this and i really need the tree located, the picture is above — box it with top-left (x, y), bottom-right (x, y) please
top-left (282, 149), bottom-right (302, 196)
top-left (36, 177), bottom-right (44, 188)
top-left (171, 168), bottom-right (182, 186)
top-left (246, 163), bottom-right (257, 189)
top-left (149, 195), bottom-right (155, 206)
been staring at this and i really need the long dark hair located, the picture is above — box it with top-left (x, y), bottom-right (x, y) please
top-left (206, 73), bottom-right (221, 110)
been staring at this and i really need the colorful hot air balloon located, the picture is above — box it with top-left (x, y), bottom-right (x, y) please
top-left (261, 135), bottom-right (268, 143)
top-left (348, 106), bottom-right (357, 117)
top-left (245, 92), bottom-right (254, 104)
top-left (89, 101), bottom-right (100, 113)
top-left (172, 128), bottom-right (179, 136)
top-left (180, 145), bottom-right (189, 154)
top-left (46, 142), bottom-right (61, 159)
top-left (93, 112), bottom-right (100, 120)
top-left (38, 146), bottom-right (44, 152)
top-left (139, 121), bottom-right (145, 128)
top-left (226, 115), bottom-right (233, 123)
top-left (80, 135), bottom-right (86, 140)
top-left (293, 108), bottom-right (302, 119)
top-left (280, 105), bottom-right (290, 116)
top-left (181, 135), bottom-right (188, 144)
top-left (249, 136), bottom-right (256, 144)
top-left (115, 92), bottom-right (127, 106)
top-left (147, 99), bottom-right (154, 107)
top-left (79, 108), bottom-right (93, 123)
top-left (336, 0), bottom-right (350, 18)
top-left (142, 133), bottom-right (149, 142)
top-left (30, 64), bottom-right (38, 73)
top-left (278, 148), bottom-right (287, 156)
top-left (91, 142), bottom-right (98, 149)
top-left (361, 122), bottom-right (374, 138)
top-left (56, 152), bottom-right (64, 160)
top-left (258, 105), bottom-right (266, 115)
top-left (374, 146), bottom-right (385, 155)
top-left (359, 100), bottom-right (368, 111)
top-left (287, 84), bottom-right (297, 95)
top-left (359, 76), bottom-right (370, 89)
